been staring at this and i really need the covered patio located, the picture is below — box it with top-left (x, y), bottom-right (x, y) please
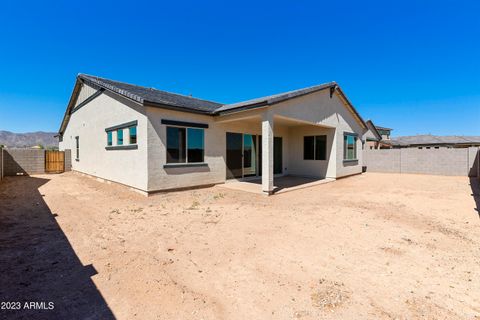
top-left (215, 110), bottom-right (337, 195)
top-left (219, 175), bottom-right (335, 195)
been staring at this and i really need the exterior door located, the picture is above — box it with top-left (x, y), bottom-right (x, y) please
top-left (274, 137), bottom-right (282, 174)
top-left (258, 136), bottom-right (282, 175)
top-left (243, 134), bottom-right (257, 177)
top-left (226, 132), bottom-right (243, 179)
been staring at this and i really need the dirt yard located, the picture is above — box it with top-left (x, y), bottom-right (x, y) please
top-left (0, 172), bottom-right (479, 319)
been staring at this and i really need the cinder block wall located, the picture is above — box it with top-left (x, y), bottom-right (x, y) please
top-left (363, 149), bottom-right (401, 173)
top-left (3, 149), bottom-right (46, 176)
top-left (364, 147), bottom-right (480, 177)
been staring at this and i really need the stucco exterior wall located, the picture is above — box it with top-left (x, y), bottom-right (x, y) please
top-left (146, 107), bottom-right (292, 191)
top-left (259, 89), bottom-right (365, 178)
top-left (59, 84), bottom-right (366, 193)
top-left (287, 125), bottom-right (336, 178)
top-left (59, 85), bottom-right (149, 191)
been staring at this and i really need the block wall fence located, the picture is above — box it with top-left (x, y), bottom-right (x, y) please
top-left (363, 147), bottom-right (479, 177)
top-left (0, 149), bottom-right (72, 177)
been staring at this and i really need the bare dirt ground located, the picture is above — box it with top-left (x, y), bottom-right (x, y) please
top-left (0, 172), bottom-right (479, 319)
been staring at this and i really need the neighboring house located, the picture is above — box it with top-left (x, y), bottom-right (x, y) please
top-left (58, 74), bottom-right (369, 195)
top-left (364, 120), bottom-right (393, 149)
top-left (390, 135), bottom-right (480, 149)
top-left (376, 126), bottom-right (393, 140)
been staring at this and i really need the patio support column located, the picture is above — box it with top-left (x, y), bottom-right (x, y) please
top-left (262, 110), bottom-right (274, 195)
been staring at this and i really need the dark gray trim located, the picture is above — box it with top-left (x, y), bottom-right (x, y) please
top-left (163, 162), bottom-right (208, 168)
top-left (161, 119), bottom-right (209, 129)
top-left (343, 159), bottom-right (358, 163)
top-left (343, 132), bottom-right (358, 137)
top-left (105, 145), bottom-right (138, 150)
top-left (144, 101), bottom-right (213, 115)
top-left (213, 101), bottom-right (268, 115)
top-left (72, 88), bottom-right (105, 114)
top-left (105, 120), bottom-right (138, 132)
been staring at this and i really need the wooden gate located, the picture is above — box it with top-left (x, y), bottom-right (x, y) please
top-left (45, 151), bottom-right (65, 173)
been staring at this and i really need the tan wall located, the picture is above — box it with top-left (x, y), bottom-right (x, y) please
top-left (59, 84), bottom-right (149, 191)
top-left (146, 107), bottom-right (293, 191)
top-left (287, 125), bottom-right (336, 178)
top-left (3, 149), bottom-right (45, 175)
top-left (364, 147), bottom-right (480, 176)
top-left (216, 90), bottom-right (365, 178)
top-left (268, 89), bottom-right (365, 178)
top-left (60, 84), bottom-right (366, 192)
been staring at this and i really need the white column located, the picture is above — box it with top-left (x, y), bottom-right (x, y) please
top-left (262, 111), bottom-right (274, 194)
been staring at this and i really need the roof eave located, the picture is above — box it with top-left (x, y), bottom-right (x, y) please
top-left (144, 100), bottom-right (215, 115)
top-left (58, 77), bottom-right (83, 135)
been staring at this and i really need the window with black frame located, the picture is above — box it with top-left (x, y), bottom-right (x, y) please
top-left (167, 126), bottom-right (204, 163)
top-left (343, 133), bottom-right (357, 160)
top-left (75, 136), bottom-right (79, 160)
top-left (303, 135), bottom-right (327, 160)
top-left (107, 131), bottom-right (113, 146)
top-left (129, 126), bottom-right (137, 144)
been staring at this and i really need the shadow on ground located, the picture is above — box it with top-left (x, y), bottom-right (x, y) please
top-left (247, 176), bottom-right (324, 193)
top-left (470, 177), bottom-right (480, 217)
top-left (0, 176), bottom-right (115, 319)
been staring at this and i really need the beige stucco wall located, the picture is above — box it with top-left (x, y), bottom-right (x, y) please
top-left (218, 89), bottom-right (366, 178)
top-left (146, 107), bottom-right (292, 191)
top-left (287, 125), bottom-right (336, 178)
top-left (59, 84), bottom-right (366, 193)
top-left (59, 85), bottom-right (149, 191)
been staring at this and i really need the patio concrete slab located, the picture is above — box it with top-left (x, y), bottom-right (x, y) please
top-left (219, 176), bottom-right (335, 194)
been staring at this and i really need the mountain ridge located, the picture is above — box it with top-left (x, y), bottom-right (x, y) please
top-left (0, 130), bottom-right (58, 148)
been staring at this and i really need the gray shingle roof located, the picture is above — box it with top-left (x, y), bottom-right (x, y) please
top-left (390, 135), bottom-right (480, 146)
top-left (215, 82), bottom-right (337, 113)
top-left (365, 120), bottom-right (382, 141)
top-left (79, 74), bottom-right (223, 113)
top-left (69, 74), bottom-right (365, 129)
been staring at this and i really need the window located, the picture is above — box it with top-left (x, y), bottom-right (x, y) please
top-left (117, 129), bottom-right (123, 145)
top-left (75, 136), bottom-right (79, 160)
top-left (315, 135), bottom-right (326, 160)
top-left (107, 131), bottom-right (113, 146)
top-left (187, 128), bottom-right (204, 163)
top-left (129, 126), bottom-right (137, 144)
top-left (303, 136), bottom-right (314, 160)
top-left (343, 134), bottom-right (357, 160)
top-left (304, 135), bottom-right (327, 160)
top-left (167, 126), bottom-right (204, 163)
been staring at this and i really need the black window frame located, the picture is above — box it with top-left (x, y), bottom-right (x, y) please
top-left (75, 136), bottom-right (79, 161)
top-left (117, 128), bottom-right (124, 146)
top-left (107, 131), bottom-right (113, 146)
top-left (129, 126), bottom-right (137, 145)
top-left (303, 135), bottom-right (327, 160)
top-left (343, 133), bottom-right (358, 161)
top-left (166, 125), bottom-right (205, 164)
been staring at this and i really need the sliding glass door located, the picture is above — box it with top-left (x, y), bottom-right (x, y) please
top-left (226, 132), bottom-right (243, 179)
top-left (226, 133), bottom-right (281, 179)
top-left (243, 134), bottom-right (257, 176)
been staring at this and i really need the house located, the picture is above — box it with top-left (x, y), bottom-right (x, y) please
top-left (58, 74), bottom-right (369, 195)
top-left (389, 135), bottom-right (480, 149)
top-left (376, 126), bottom-right (393, 140)
top-left (364, 120), bottom-right (393, 149)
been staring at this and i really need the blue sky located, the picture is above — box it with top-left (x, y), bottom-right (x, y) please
top-left (0, 0), bottom-right (478, 136)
